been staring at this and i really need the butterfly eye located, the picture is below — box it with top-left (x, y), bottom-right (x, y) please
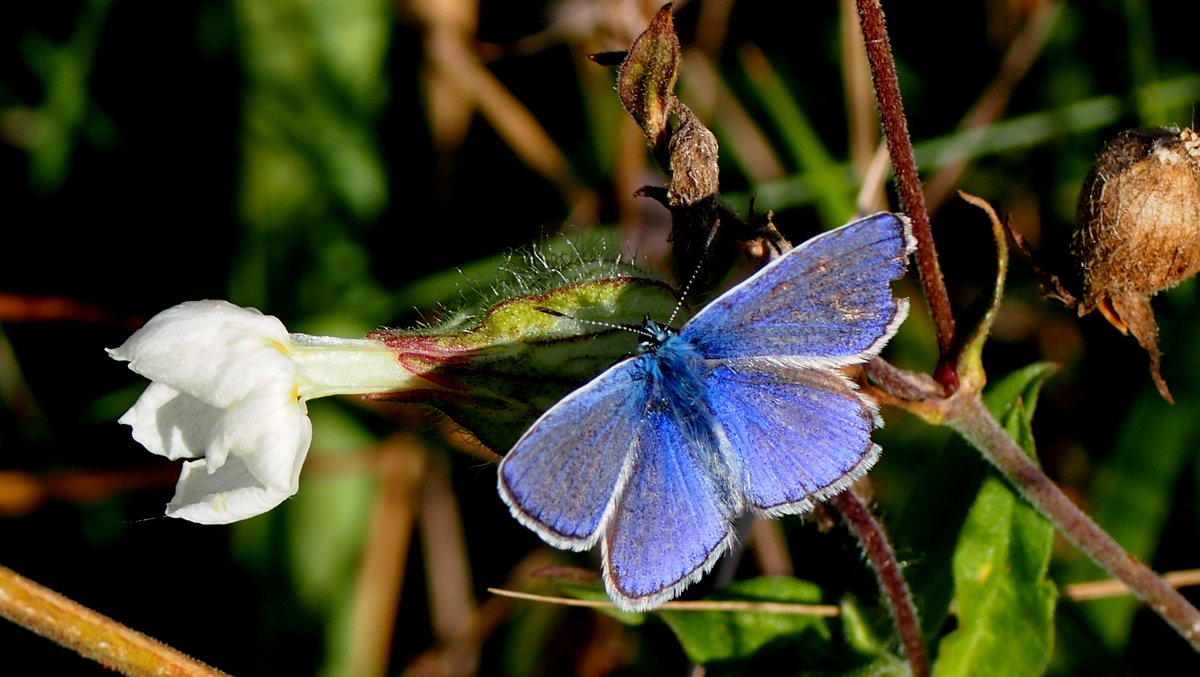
top-left (635, 318), bottom-right (673, 355)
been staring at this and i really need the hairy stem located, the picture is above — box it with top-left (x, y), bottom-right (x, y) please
top-left (855, 0), bottom-right (958, 389)
top-left (0, 564), bottom-right (228, 676)
top-left (834, 489), bottom-right (929, 676)
top-left (951, 396), bottom-right (1200, 650)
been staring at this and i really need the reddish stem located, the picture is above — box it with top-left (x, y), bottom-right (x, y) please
top-left (855, 0), bottom-right (958, 391)
top-left (834, 489), bottom-right (929, 677)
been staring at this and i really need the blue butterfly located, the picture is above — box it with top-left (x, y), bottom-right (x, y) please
top-left (498, 212), bottom-right (915, 611)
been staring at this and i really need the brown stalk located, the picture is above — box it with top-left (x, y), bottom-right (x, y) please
top-left (834, 489), bottom-right (929, 677)
top-left (347, 437), bottom-right (427, 677)
top-left (0, 564), bottom-right (228, 676)
top-left (855, 0), bottom-right (957, 389)
top-left (948, 395), bottom-right (1200, 651)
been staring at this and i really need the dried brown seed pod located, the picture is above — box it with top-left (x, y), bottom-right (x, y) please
top-left (667, 103), bottom-right (719, 208)
top-left (1073, 126), bottom-right (1200, 401)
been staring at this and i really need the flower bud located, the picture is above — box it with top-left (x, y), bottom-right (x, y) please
top-left (1072, 127), bottom-right (1200, 401)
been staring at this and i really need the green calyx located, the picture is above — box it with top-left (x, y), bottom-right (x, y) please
top-left (372, 268), bottom-right (680, 452)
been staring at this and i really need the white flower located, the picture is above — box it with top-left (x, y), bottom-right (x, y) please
top-left (108, 300), bottom-right (420, 524)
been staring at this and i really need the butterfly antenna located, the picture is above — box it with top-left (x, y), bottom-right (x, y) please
top-left (534, 306), bottom-right (655, 338)
top-left (666, 223), bottom-right (721, 327)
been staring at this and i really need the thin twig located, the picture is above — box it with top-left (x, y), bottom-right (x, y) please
top-left (486, 588), bottom-right (840, 616)
top-left (1065, 569), bottom-right (1200, 602)
top-left (492, 566), bottom-right (1200, 613)
top-left (0, 564), bottom-right (228, 676)
top-left (855, 0), bottom-right (957, 389)
top-left (833, 488), bottom-right (929, 677)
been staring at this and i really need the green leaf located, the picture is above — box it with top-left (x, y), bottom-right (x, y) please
top-left (844, 653), bottom-right (911, 677)
top-left (932, 365), bottom-right (1057, 677)
top-left (834, 595), bottom-right (914, 675)
top-left (1059, 392), bottom-right (1194, 648)
top-left (390, 229), bottom-right (625, 314)
top-left (554, 580), bottom-right (648, 627)
top-left (839, 595), bottom-right (886, 657)
top-left (891, 427), bottom-right (990, 641)
top-left (657, 577), bottom-right (831, 666)
top-left (891, 432), bottom-right (993, 638)
top-left (533, 566), bottom-right (648, 626)
top-left (501, 599), bottom-right (570, 676)
top-left (955, 195), bottom-right (1010, 391)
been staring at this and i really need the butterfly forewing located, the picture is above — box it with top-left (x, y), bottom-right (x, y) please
top-left (680, 213), bottom-right (915, 362)
top-left (498, 358), bottom-right (649, 549)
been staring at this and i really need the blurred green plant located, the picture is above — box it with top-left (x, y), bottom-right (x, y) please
top-left (8, 0), bottom-right (116, 193)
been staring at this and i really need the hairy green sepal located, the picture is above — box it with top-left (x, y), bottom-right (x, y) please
top-left (371, 275), bottom-right (679, 452)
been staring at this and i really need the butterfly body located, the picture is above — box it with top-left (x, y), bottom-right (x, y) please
top-left (498, 213), bottom-right (915, 610)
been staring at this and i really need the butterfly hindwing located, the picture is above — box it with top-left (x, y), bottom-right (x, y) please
top-left (601, 369), bottom-right (738, 611)
top-left (498, 358), bottom-right (648, 550)
top-left (680, 212), bottom-right (914, 362)
top-left (704, 359), bottom-right (880, 514)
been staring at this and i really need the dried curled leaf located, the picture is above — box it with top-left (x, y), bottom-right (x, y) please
top-left (606, 3), bottom-right (781, 280)
top-left (617, 4), bottom-right (680, 156)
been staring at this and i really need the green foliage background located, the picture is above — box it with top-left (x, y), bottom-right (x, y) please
top-left (2, 0), bottom-right (1199, 674)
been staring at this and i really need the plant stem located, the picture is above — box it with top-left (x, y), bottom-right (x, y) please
top-left (0, 564), bottom-right (228, 676)
top-left (951, 396), bottom-right (1200, 651)
top-left (834, 489), bottom-right (929, 677)
top-left (854, 0), bottom-right (958, 389)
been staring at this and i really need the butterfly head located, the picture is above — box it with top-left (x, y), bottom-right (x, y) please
top-left (636, 315), bottom-right (674, 355)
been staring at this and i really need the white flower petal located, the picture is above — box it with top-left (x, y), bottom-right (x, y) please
top-left (118, 383), bottom-right (220, 461)
top-left (108, 300), bottom-right (295, 407)
top-left (207, 391), bottom-right (312, 492)
top-left (167, 452), bottom-right (307, 525)
top-left (111, 299), bottom-right (423, 523)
